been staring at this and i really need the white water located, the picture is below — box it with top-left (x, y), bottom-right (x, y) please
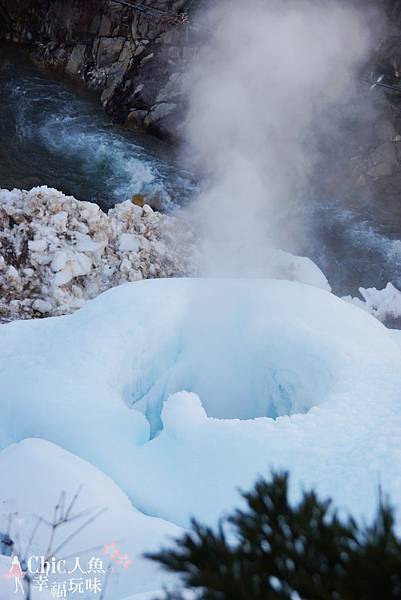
top-left (0, 45), bottom-right (196, 210)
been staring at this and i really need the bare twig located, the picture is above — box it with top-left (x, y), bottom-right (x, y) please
top-left (7, 488), bottom-right (109, 600)
top-left (64, 485), bottom-right (83, 522)
top-left (23, 516), bottom-right (43, 563)
top-left (99, 562), bottom-right (113, 600)
top-left (49, 507), bottom-right (108, 559)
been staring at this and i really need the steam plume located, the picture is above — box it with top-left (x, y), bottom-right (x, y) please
top-left (182, 0), bottom-right (375, 276)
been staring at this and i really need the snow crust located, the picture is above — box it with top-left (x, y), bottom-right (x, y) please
top-left (0, 278), bottom-right (401, 536)
top-left (0, 439), bottom-right (180, 599)
top-left (0, 187), bottom-right (329, 321)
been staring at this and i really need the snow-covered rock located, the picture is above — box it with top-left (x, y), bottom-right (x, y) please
top-left (0, 278), bottom-right (400, 531)
top-left (343, 282), bottom-right (401, 323)
top-left (0, 186), bottom-right (193, 321)
top-left (0, 438), bottom-right (181, 599)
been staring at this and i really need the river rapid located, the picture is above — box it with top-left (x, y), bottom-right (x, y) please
top-left (0, 44), bottom-right (195, 211)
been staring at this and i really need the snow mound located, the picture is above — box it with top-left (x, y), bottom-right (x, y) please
top-left (0, 438), bottom-right (180, 599)
top-left (266, 248), bottom-right (330, 291)
top-left (0, 186), bottom-right (193, 321)
top-left (0, 278), bottom-right (401, 530)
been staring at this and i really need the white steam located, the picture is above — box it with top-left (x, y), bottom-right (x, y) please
top-left (183, 0), bottom-right (374, 276)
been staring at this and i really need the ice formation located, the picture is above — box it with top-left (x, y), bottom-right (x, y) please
top-left (343, 282), bottom-right (401, 323)
top-left (0, 186), bottom-right (330, 321)
top-left (0, 278), bottom-right (400, 535)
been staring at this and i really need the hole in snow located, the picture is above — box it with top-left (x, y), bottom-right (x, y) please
top-left (176, 325), bottom-right (334, 422)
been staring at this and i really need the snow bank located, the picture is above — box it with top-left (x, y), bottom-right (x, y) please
top-left (0, 186), bottom-right (193, 321)
top-left (343, 282), bottom-right (401, 323)
top-left (0, 186), bottom-right (330, 321)
top-left (0, 278), bottom-right (401, 532)
top-left (0, 438), bottom-right (181, 599)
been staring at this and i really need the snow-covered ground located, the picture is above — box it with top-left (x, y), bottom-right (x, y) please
top-left (0, 439), bottom-right (180, 599)
top-left (0, 278), bottom-right (401, 597)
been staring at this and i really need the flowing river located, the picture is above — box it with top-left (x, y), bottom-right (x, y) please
top-left (1, 43), bottom-right (401, 297)
top-left (0, 44), bottom-right (195, 210)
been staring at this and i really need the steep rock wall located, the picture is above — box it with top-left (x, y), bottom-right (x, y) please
top-left (3, 0), bottom-right (401, 196)
top-left (0, 0), bottom-right (197, 140)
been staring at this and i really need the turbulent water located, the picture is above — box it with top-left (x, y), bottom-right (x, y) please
top-left (0, 45), bottom-right (195, 210)
top-left (278, 112), bottom-right (401, 296)
top-left (1, 45), bottom-right (401, 296)
top-left (302, 201), bottom-right (401, 296)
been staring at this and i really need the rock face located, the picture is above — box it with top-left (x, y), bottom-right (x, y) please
top-left (353, 32), bottom-right (401, 197)
top-left (0, 186), bottom-right (195, 320)
top-left (308, 21), bottom-right (401, 218)
top-left (0, 0), bottom-right (198, 140)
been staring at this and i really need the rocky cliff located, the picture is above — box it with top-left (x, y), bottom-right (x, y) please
top-left (4, 0), bottom-right (401, 195)
top-left (0, 0), bottom-right (198, 140)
